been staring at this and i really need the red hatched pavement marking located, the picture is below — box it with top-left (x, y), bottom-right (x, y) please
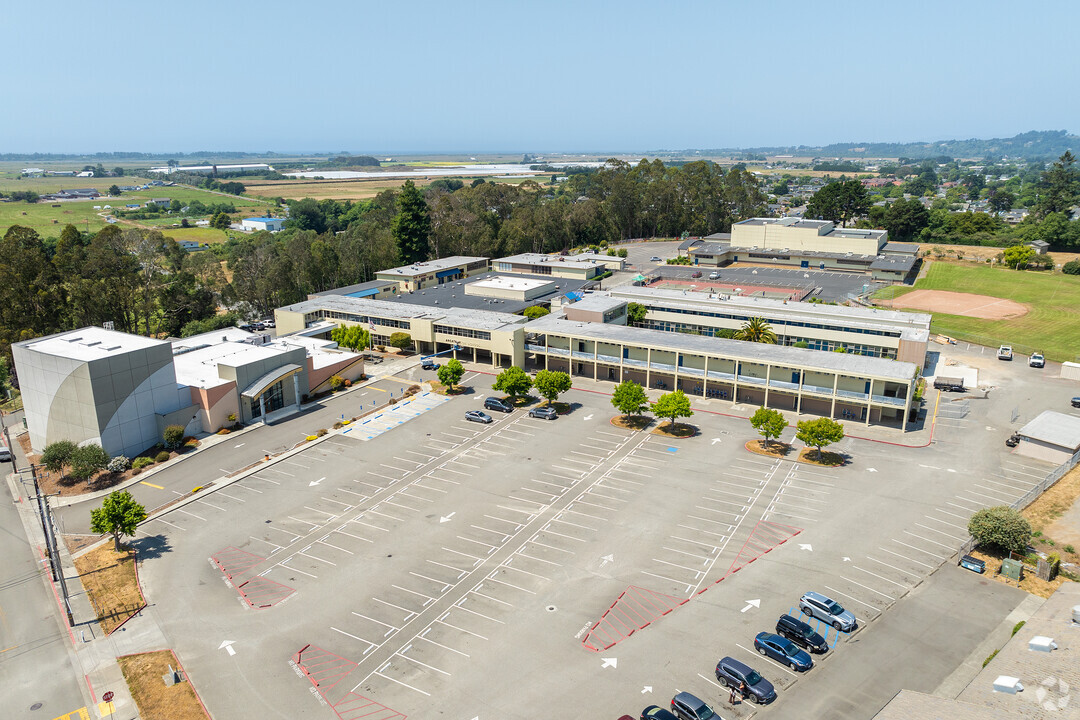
top-left (236, 576), bottom-right (295, 608)
top-left (212, 546), bottom-right (265, 578)
top-left (294, 645), bottom-right (406, 720)
top-left (581, 520), bottom-right (802, 652)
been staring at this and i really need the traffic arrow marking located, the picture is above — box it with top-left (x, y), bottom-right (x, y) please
top-left (219, 640), bottom-right (236, 656)
top-left (740, 598), bottom-right (761, 613)
top-left (601, 657), bottom-right (617, 669)
top-left (600, 554), bottom-right (614, 566)
top-left (842, 556), bottom-right (851, 562)
top-left (799, 543), bottom-right (813, 551)
top-left (440, 512), bottom-right (456, 523)
top-left (583, 414), bottom-right (594, 421)
top-left (711, 438), bottom-right (722, 445)
top-left (867, 468), bottom-right (877, 473)
top-left (641, 686), bottom-right (653, 694)
top-left (309, 477), bottom-right (326, 487)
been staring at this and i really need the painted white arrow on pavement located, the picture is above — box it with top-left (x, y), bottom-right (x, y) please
top-left (440, 512), bottom-right (456, 523)
top-left (740, 599), bottom-right (761, 613)
top-left (642, 686), bottom-right (653, 694)
top-left (799, 543), bottom-right (813, 551)
top-left (601, 657), bottom-right (617, 669)
top-left (219, 640), bottom-right (236, 656)
top-left (600, 554), bottom-right (614, 566)
top-left (711, 438), bottom-right (722, 445)
top-left (583, 414), bottom-right (594, 421)
top-left (309, 476), bottom-right (326, 487)
top-left (843, 556), bottom-right (851, 562)
top-left (867, 468), bottom-right (877, 473)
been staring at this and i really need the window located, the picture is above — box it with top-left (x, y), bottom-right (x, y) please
top-left (434, 324), bottom-right (491, 341)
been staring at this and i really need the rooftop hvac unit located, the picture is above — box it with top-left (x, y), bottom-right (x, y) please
top-left (1073, 605), bottom-right (1080, 624)
top-left (993, 676), bottom-right (1023, 694)
top-left (1028, 636), bottom-right (1057, 653)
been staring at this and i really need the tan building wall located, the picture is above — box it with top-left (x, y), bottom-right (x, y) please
top-left (733, 223), bottom-right (881, 255)
top-left (275, 308), bottom-right (308, 335)
top-left (189, 382), bottom-right (239, 433)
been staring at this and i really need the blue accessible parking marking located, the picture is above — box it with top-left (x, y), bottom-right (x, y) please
top-left (787, 605), bottom-right (849, 648)
top-left (667, 447), bottom-right (678, 453)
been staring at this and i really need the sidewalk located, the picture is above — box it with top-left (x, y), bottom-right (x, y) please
top-left (456, 361), bottom-right (936, 448)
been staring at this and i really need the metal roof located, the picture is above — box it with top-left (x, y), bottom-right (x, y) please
top-left (376, 256), bottom-right (487, 277)
top-left (1018, 410), bottom-right (1080, 449)
top-left (241, 364), bottom-right (303, 400)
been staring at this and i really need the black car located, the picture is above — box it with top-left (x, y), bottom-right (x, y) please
top-left (715, 656), bottom-right (776, 704)
top-left (776, 613), bottom-right (828, 654)
top-left (484, 397), bottom-right (514, 413)
top-left (640, 707), bottom-right (679, 720)
top-left (669, 692), bottom-right (715, 720)
top-left (1072, 397), bottom-right (1080, 408)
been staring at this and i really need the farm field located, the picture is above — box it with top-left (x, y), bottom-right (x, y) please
top-left (874, 261), bottom-right (1080, 361)
top-left (244, 174), bottom-right (544, 201)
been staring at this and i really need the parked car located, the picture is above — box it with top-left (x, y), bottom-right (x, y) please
top-left (669, 692), bottom-right (716, 720)
top-left (997, 345), bottom-right (1013, 361)
top-left (754, 632), bottom-right (813, 671)
top-left (775, 613), bottom-right (828, 654)
top-left (640, 707), bottom-right (679, 720)
top-left (650, 256), bottom-right (663, 262)
top-left (1005, 432), bottom-right (1020, 447)
top-left (1029, 352), bottom-right (1045, 368)
top-left (690, 270), bottom-right (703, 278)
top-left (529, 406), bottom-right (558, 420)
top-left (714, 656), bottom-right (776, 704)
top-left (1073, 397), bottom-right (1080, 408)
top-left (464, 410), bottom-right (492, 424)
top-left (799, 591), bottom-right (856, 631)
top-left (708, 271), bottom-right (720, 280)
top-left (484, 397), bottom-right (514, 413)
top-left (421, 358), bottom-right (440, 370)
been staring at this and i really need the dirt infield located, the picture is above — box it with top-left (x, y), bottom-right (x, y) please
top-left (882, 289), bottom-right (1028, 319)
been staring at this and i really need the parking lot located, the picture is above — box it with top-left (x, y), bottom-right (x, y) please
top-left (128, 349), bottom-right (1075, 720)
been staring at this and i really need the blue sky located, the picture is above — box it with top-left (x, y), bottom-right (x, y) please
top-left (5, 0), bottom-right (1076, 153)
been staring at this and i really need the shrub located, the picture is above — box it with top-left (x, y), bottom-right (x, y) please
top-left (154, 451), bottom-right (171, 463)
top-left (227, 413), bottom-right (237, 422)
top-left (1047, 553), bottom-right (1060, 580)
top-left (316, 429), bottom-right (327, 437)
top-left (163, 424), bottom-right (185, 449)
top-left (68, 444), bottom-right (110, 481)
top-left (132, 456), bottom-right (154, 469)
top-left (333, 421), bottom-right (343, 429)
top-left (1011, 620), bottom-right (1026, 636)
top-left (1064, 544), bottom-right (1075, 554)
top-left (968, 505), bottom-right (1032, 555)
top-left (982, 649), bottom-right (999, 667)
top-left (217, 428), bottom-right (231, 435)
top-left (1063, 259), bottom-right (1080, 275)
top-left (376, 345), bottom-right (386, 352)
top-left (329, 375), bottom-right (345, 390)
top-left (42, 439), bottom-right (78, 474)
top-left (343, 379), bottom-right (352, 387)
top-left (107, 456), bottom-right (131, 473)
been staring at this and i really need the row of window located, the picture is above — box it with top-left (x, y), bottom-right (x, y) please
top-left (433, 324), bottom-right (492, 341)
top-left (313, 311), bottom-right (411, 330)
top-left (646, 304), bottom-right (903, 338)
top-left (639, 319), bottom-right (895, 358)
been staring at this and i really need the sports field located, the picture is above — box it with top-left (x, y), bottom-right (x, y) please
top-left (873, 261), bottom-right (1080, 361)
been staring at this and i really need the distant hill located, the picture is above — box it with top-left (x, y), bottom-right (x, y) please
top-left (704, 130), bottom-right (1078, 161)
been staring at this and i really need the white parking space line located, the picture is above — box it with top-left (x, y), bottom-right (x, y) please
top-left (373, 670), bottom-right (430, 696)
top-left (528, 539), bottom-right (575, 554)
top-left (892, 538), bottom-right (949, 559)
top-left (372, 597), bottom-right (418, 619)
top-left (318, 539), bottom-right (355, 554)
top-left (966, 488), bottom-right (1014, 503)
top-left (734, 643), bottom-right (798, 677)
top-left (923, 514), bottom-right (965, 530)
top-left (333, 528), bottom-right (373, 543)
top-left (417, 633), bottom-right (470, 657)
top-left (332, 626), bottom-right (376, 649)
top-left (396, 651), bottom-right (451, 676)
top-left (640, 570), bottom-right (692, 590)
top-left (483, 576), bottom-right (536, 594)
top-left (877, 547), bottom-right (933, 569)
top-left (914, 523), bottom-right (965, 541)
top-left (541, 527), bottom-right (587, 542)
top-left (935, 507), bottom-right (969, 521)
top-left (176, 508), bottom-right (206, 521)
top-left (904, 530), bottom-right (955, 550)
top-left (823, 585), bottom-right (877, 615)
top-left (853, 565), bottom-right (908, 589)
top-left (278, 561), bottom-right (317, 578)
top-left (441, 547), bottom-right (483, 564)
top-left (298, 550), bottom-right (336, 566)
top-left (197, 500), bottom-right (227, 512)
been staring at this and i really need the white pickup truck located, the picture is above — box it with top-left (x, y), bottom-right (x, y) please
top-left (1029, 352), bottom-right (1045, 368)
top-left (997, 345), bottom-right (1013, 361)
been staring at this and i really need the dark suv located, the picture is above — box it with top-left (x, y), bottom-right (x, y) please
top-left (776, 614), bottom-right (828, 654)
top-left (484, 397), bottom-right (513, 413)
top-left (669, 692), bottom-right (715, 720)
top-left (714, 656), bottom-right (776, 704)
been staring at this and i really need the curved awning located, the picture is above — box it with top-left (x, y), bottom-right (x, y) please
top-left (240, 364), bottom-right (302, 400)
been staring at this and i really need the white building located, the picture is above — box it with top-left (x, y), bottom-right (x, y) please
top-left (241, 217), bottom-right (286, 233)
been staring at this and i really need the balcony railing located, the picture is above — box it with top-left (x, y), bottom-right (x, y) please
top-left (872, 394), bottom-right (906, 407)
top-left (802, 383), bottom-right (833, 396)
top-left (835, 388), bottom-right (869, 401)
top-left (768, 379), bottom-right (799, 391)
top-left (737, 374), bottom-right (767, 386)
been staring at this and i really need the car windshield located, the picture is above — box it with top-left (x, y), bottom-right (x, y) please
top-left (696, 706), bottom-right (714, 720)
top-left (784, 643), bottom-right (800, 657)
top-left (745, 670), bottom-right (762, 685)
top-left (800, 625), bottom-right (814, 638)
top-left (828, 601), bottom-right (845, 615)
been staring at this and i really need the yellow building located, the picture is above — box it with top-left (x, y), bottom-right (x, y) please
top-left (375, 256), bottom-right (489, 292)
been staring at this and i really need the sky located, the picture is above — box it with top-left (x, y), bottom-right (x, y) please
top-left (5, 0), bottom-right (1078, 154)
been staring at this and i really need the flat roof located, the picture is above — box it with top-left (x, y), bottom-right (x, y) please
top-left (527, 315), bottom-right (918, 381)
top-left (243, 217), bottom-right (281, 223)
top-left (172, 341), bottom-right (290, 388)
top-left (281, 294), bottom-right (527, 332)
top-left (609, 286), bottom-right (931, 330)
top-left (469, 276), bottom-right (553, 292)
top-left (382, 272), bottom-right (590, 314)
top-left (568, 294), bottom-right (627, 313)
top-left (872, 690), bottom-right (1017, 720)
top-left (883, 242), bottom-right (919, 254)
top-left (869, 255), bottom-right (917, 272)
top-left (311, 279), bottom-right (398, 298)
top-left (16, 326), bottom-right (165, 361)
top-left (737, 218), bottom-right (833, 229)
top-left (171, 327), bottom-right (259, 351)
top-left (376, 256), bottom-right (487, 277)
top-left (495, 253), bottom-right (603, 269)
top-left (1018, 410), bottom-right (1080, 450)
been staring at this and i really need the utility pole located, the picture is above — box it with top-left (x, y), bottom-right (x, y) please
top-left (30, 464), bottom-right (75, 625)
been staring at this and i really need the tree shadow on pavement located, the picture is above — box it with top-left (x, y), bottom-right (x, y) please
top-left (130, 534), bottom-right (172, 560)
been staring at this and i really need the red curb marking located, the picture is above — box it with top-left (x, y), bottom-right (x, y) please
top-left (581, 520), bottom-right (802, 652)
top-left (212, 546), bottom-right (295, 607)
top-left (294, 645), bottom-right (407, 719)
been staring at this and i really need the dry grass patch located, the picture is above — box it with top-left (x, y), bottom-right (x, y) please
top-left (118, 650), bottom-right (210, 720)
top-left (745, 440), bottom-right (792, 458)
top-left (72, 544), bottom-right (145, 634)
top-left (797, 448), bottom-right (846, 467)
top-left (611, 415), bottom-right (652, 431)
top-left (63, 534), bottom-right (102, 556)
top-left (966, 548), bottom-right (1068, 599)
top-left (1025, 464), bottom-right (1080, 533)
top-left (651, 422), bottom-right (696, 438)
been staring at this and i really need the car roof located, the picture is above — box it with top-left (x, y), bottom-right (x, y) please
top-left (719, 656), bottom-right (752, 673)
top-left (803, 590), bottom-right (830, 603)
top-left (673, 691), bottom-right (705, 706)
top-left (779, 613), bottom-right (810, 629)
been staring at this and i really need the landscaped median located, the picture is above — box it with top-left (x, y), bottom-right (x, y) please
top-left (118, 650), bottom-right (210, 720)
top-left (72, 543), bottom-right (146, 634)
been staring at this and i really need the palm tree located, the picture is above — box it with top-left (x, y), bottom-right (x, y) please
top-left (734, 317), bottom-right (778, 344)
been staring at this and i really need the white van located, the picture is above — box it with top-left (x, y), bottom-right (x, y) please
top-left (0, 434), bottom-right (10, 462)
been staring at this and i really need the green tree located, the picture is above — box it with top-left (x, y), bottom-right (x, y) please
top-left (391, 179), bottom-right (431, 264)
top-left (90, 490), bottom-right (147, 551)
top-left (734, 317), bottom-right (777, 344)
top-left (163, 424), bottom-right (185, 450)
top-left (534, 369), bottom-right (572, 406)
top-left (1035, 151), bottom-right (1079, 218)
top-left (1002, 244), bottom-right (1036, 269)
top-left (492, 366), bottom-right (533, 402)
top-left (611, 380), bottom-right (649, 418)
top-left (113, 167), bottom-right (125, 177)
top-left (968, 505), bottom-right (1032, 555)
top-left (330, 324), bottom-right (370, 351)
top-left (1062, 259), bottom-right (1080, 275)
top-left (107, 184), bottom-right (121, 197)
top-left (626, 302), bottom-right (647, 326)
top-left (650, 389), bottom-right (693, 429)
top-left (437, 358), bottom-right (464, 390)
top-left (169, 199), bottom-right (183, 213)
top-left (388, 332), bottom-right (413, 352)
top-left (795, 417), bottom-right (845, 460)
top-left (750, 406), bottom-right (787, 447)
top-left (68, 444), bottom-right (110, 482)
top-left (805, 180), bottom-right (870, 227)
top-left (883, 198), bottom-right (930, 241)
top-left (987, 189), bottom-right (1014, 213)
top-left (210, 212), bottom-right (231, 230)
top-left (41, 440), bottom-right (77, 477)
top-left (523, 306), bottom-right (550, 320)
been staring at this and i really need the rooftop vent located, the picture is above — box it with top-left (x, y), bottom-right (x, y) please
top-left (993, 676), bottom-right (1023, 694)
top-left (1029, 636), bottom-right (1057, 653)
top-left (1073, 605), bottom-right (1080, 624)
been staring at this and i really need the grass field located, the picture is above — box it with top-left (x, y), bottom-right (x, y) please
top-left (73, 544), bottom-right (145, 634)
top-left (244, 174), bottom-right (544, 202)
top-left (878, 262), bottom-right (1080, 361)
